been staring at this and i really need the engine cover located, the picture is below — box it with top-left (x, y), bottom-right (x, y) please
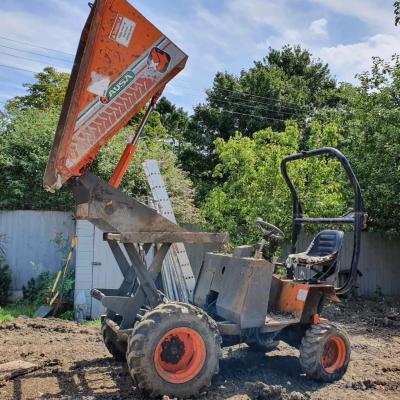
top-left (194, 247), bottom-right (274, 329)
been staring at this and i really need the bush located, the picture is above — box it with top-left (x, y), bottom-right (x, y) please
top-left (22, 272), bottom-right (55, 305)
top-left (22, 269), bottom-right (75, 306)
top-left (202, 122), bottom-right (351, 247)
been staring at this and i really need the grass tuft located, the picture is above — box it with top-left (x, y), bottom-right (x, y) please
top-left (0, 301), bottom-right (36, 322)
top-left (80, 318), bottom-right (101, 329)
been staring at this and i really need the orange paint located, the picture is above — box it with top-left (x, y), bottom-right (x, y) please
top-left (277, 281), bottom-right (310, 315)
top-left (310, 314), bottom-right (329, 325)
top-left (321, 336), bottom-right (347, 373)
top-left (44, 0), bottom-right (188, 191)
top-left (108, 142), bottom-right (137, 187)
top-left (154, 327), bottom-right (206, 384)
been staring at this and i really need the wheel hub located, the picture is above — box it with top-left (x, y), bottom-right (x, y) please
top-left (321, 336), bottom-right (346, 373)
top-left (160, 335), bottom-right (185, 364)
top-left (154, 327), bottom-right (206, 384)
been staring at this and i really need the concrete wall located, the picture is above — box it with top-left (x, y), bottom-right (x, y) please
top-left (0, 210), bottom-right (75, 298)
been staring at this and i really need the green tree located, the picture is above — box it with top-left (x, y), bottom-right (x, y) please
top-left (0, 105), bottom-right (201, 223)
top-left (0, 107), bottom-right (73, 210)
top-left (180, 45), bottom-right (339, 202)
top-left (0, 66), bottom-right (201, 222)
top-left (155, 97), bottom-right (190, 145)
top-left (202, 122), bottom-right (351, 246)
top-left (339, 56), bottom-right (400, 234)
top-left (6, 67), bottom-right (69, 113)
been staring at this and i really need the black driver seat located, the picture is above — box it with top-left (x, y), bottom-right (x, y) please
top-left (287, 230), bottom-right (344, 268)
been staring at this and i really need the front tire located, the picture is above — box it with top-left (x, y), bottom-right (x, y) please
top-left (127, 302), bottom-right (222, 398)
top-left (299, 323), bottom-right (350, 382)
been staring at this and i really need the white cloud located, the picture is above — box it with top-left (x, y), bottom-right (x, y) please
top-left (317, 34), bottom-right (399, 82)
top-left (0, 9), bottom-right (81, 56)
top-left (309, 18), bottom-right (328, 38)
top-left (1, 0), bottom-right (399, 112)
top-left (309, 0), bottom-right (395, 33)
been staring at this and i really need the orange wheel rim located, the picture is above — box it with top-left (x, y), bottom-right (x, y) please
top-left (321, 336), bottom-right (346, 373)
top-left (154, 327), bottom-right (206, 384)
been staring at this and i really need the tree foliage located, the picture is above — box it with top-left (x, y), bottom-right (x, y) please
top-left (179, 45), bottom-right (339, 201)
top-left (339, 56), bottom-right (400, 234)
top-left (0, 107), bottom-right (73, 210)
top-left (6, 67), bottom-right (69, 113)
top-left (395, 1), bottom-right (400, 26)
top-left (202, 122), bottom-right (351, 245)
top-left (0, 105), bottom-right (201, 223)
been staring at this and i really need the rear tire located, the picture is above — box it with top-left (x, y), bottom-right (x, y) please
top-left (101, 320), bottom-right (127, 361)
top-left (127, 302), bottom-right (222, 398)
top-left (246, 333), bottom-right (279, 352)
top-left (300, 323), bottom-right (350, 382)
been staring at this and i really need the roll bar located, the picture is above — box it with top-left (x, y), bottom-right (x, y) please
top-left (280, 147), bottom-right (366, 295)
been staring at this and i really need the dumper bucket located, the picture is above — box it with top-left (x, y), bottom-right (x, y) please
top-left (44, 0), bottom-right (188, 192)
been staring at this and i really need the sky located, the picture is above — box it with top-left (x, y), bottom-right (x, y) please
top-left (0, 0), bottom-right (399, 113)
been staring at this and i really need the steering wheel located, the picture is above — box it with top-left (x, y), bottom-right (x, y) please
top-left (255, 218), bottom-right (285, 242)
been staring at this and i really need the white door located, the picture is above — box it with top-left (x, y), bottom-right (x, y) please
top-left (75, 220), bottom-right (124, 319)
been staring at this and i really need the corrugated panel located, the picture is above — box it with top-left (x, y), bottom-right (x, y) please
top-left (285, 232), bottom-right (400, 296)
top-left (0, 211), bottom-right (75, 293)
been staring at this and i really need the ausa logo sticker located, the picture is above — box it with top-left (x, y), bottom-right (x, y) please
top-left (106, 71), bottom-right (135, 101)
top-left (110, 14), bottom-right (136, 47)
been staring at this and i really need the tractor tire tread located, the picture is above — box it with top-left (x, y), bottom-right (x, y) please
top-left (299, 323), bottom-right (350, 382)
top-left (126, 301), bottom-right (222, 398)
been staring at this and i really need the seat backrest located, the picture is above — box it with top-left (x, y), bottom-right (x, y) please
top-left (306, 230), bottom-right (344, 257)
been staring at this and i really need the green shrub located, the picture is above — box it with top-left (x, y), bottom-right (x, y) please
top-left (22, 269), bottom-right (75, 306)
top-left (22, 272), bottom-right (54, 305)
top-left (59, 309), bottom-right (74, 320)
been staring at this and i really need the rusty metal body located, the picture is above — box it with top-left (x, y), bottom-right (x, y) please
top-left (44, 0), bottom-right (187, 191)
top-left (193, 245), bottom-right (338, 345)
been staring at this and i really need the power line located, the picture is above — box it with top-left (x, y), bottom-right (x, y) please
top-left (0, 37), bottom-right (316, 112)
top-left (217, 87), bottom-right (312, 109)
top-left (212, 91), bottom-right (313, 113)
top-left (219, 109), bottom-right (286, 123)
top-left (0, 51), bottom-right (69, 69)
top-left (208, 97), bottom-right (306, 117)
top-left (0, 63), bottom-right (309, 114)
top-left (0, 44), bottom-right (73, 63)
top-left (173, 83), bottom-right (312, 112)
top-left (0, 64), bottom-right (41, 74)
top-left (0, 35), bottom-right (75, 57)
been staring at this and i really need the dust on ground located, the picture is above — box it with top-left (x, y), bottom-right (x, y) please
top-left (0, 297), bottom-right (399, 400)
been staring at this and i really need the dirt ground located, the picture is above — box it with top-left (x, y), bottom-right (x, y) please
top-left (0, 297), bottom-right (399, 400)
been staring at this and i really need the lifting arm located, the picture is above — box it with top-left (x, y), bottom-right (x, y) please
top-left (109, 89), bottom-right (163, 188)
